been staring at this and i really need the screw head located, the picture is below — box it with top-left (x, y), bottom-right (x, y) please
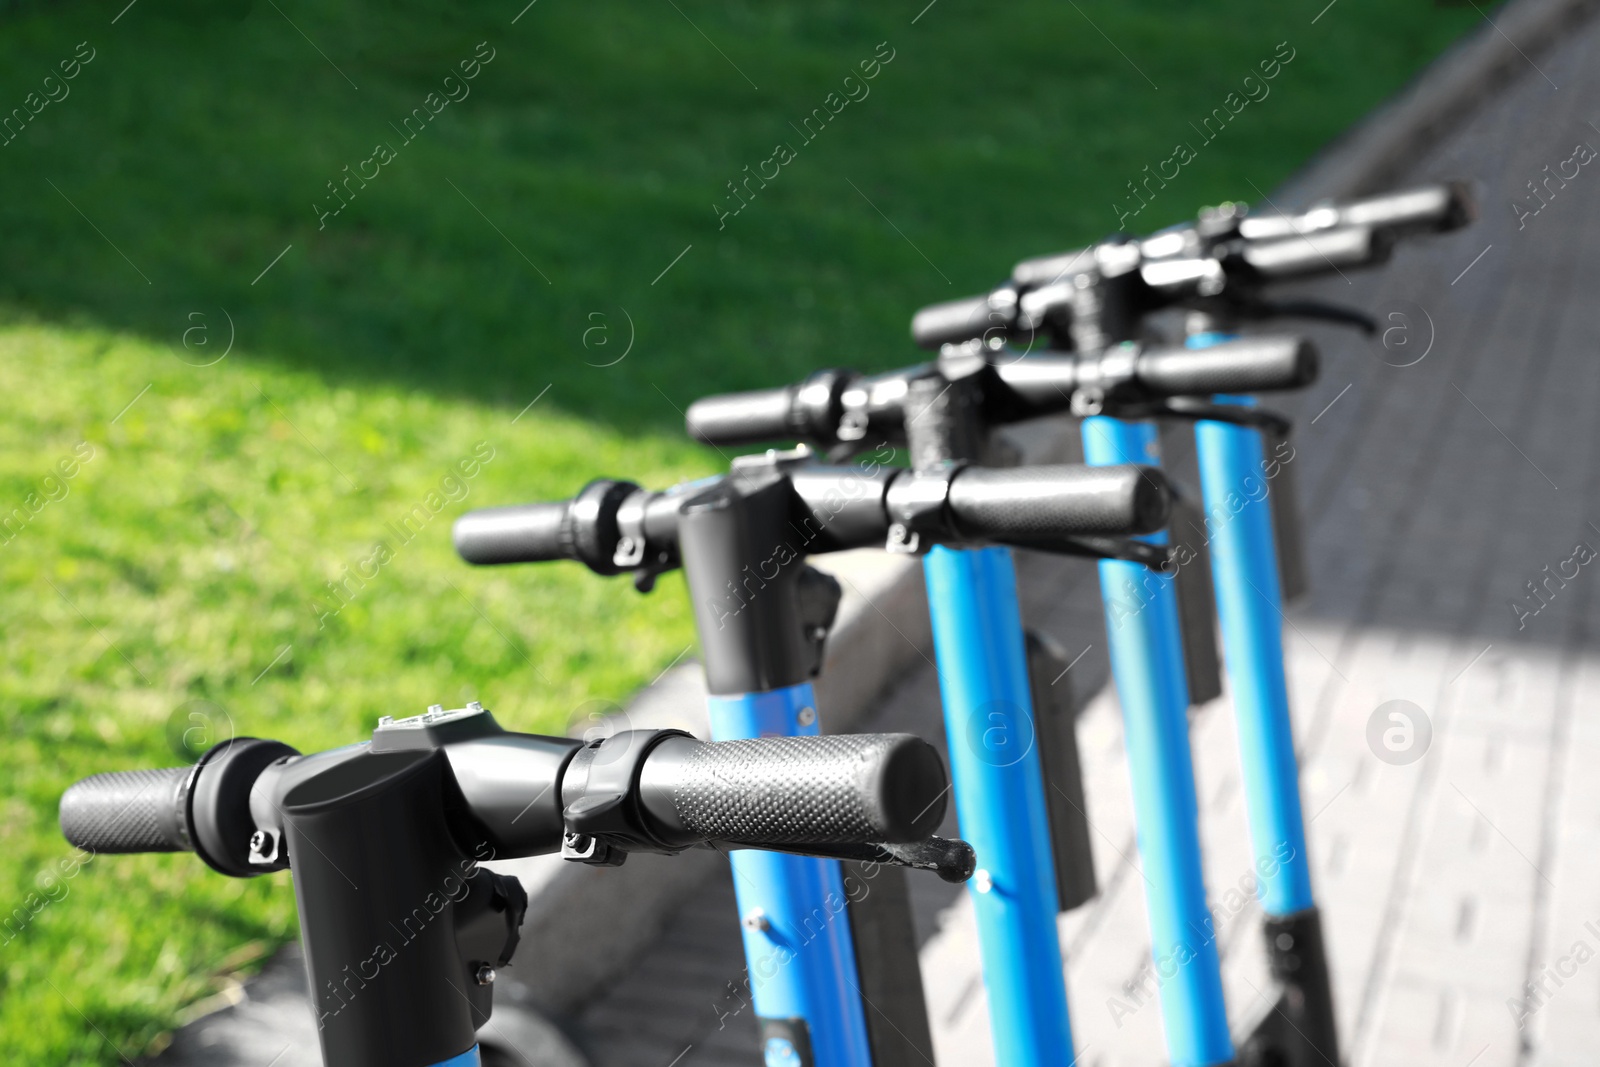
top-left (427, 703), bottom-right (444, 714)
top-left (475, 964), bottom-right (496, 986)
top-left (972, 869), bottom-right (994, 894)
top-left (742, 908), bottom-right (771, 932)
top-left (466, 701), bottom-right (483, 712)
top-left (249, 830), bottom-right (267, 851)
top-left (796, 706), bottom-right (817, 728)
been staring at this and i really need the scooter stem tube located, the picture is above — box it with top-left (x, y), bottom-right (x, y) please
top-left (1187, 333), bottom-right (1313, 917)
top-left (1081, 416), bottom-right (1234, 1067)
top-left (430, 1051), bottom-right (480, 1067)
top-left (677, 469), bottom-right (873, 1067)
top-left (921, 544), bottom-right (1076, 1066)
top-left (708, 683), bottom-right (874, 1067)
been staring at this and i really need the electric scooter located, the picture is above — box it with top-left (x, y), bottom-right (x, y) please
top-left (686, 333), bottom-right (1315, 1067)
top-left (453, 447), bottom-right (1171, 1065)
top-left (59, 704), bottom-right (962, 1067)
top-left (910, 180), bottom-right (1477, 1066)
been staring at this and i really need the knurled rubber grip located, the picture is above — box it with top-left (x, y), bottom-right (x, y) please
top-left (947, 463), bottom-right (1171, 539)
top-left (911, 292), bottom-right (1009, 350)
top-left (685, 387), bottom-right (797, 446)
top-left (453, 501), bottom-right (571, 565)
top-left (1135, 336), bottom-right (1318, 397)
top-left (665, 733), bottom-right (947, 846)
top-left (59, 767), bottom-right (192, 854)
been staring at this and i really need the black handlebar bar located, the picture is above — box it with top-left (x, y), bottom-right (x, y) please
top-left (61, 717), bottom-right (957, 868)
top-left (61, 708), bottom-right (970, 1067)
top-left (688, 337), bottom-right (1316, 450)
top-left (454, 456), bottom-right (1171, 581)
top-left (1236, 180), bottom-right (1475, 241)
top-left (930, 181), bottom-right (1474, 349)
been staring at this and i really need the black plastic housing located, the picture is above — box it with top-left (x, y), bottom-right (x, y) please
top-left (676, 467), bottom-right (819, 695)
top-left (282, 746), bottom-right (489, 1067)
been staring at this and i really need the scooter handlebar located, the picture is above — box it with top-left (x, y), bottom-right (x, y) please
top-left (638, 732), bottom-right (949, 847)
top-left (1239, 181), bottom-right (1477, 241)
top-left (59, 767), bottom-right (192, 854)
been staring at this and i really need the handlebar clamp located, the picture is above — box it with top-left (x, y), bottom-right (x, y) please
top-left (884, 465), bottom-right (965, 554)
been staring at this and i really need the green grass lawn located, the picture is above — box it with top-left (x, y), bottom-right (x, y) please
top-left (0, 0), bottom-right (1480, 1060)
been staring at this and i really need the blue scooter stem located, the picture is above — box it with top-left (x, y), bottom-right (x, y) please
top-left (922, 545), bottom-right (1077, 1065)
top-left (1188, 333), bottom-right (1314, 916)
top-left (708, 682), bottom-right (875, 1067)
top-left (430, 1049), bottom-right (480, 1067)
top-left (1082, 416), bottom-right (1235, 1067)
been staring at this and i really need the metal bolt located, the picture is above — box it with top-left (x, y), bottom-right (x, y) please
top-left (475, 964), bottom-right (496, 986)
top-left (249, 830), bottom-right (267, 852)
top-left (973, 869), bottom-right (994, 894)
top-left (427, 703), bottom-right (444, 715)
top-left (742, 908), bottom-right (771, 932)
top-left (377, 716), bottom-right (394, 727)
top-left (466, 701), bottom-right (483, 712)
top-left (797, 706), bottom-right (817, 728)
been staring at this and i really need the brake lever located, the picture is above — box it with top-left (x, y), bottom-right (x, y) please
top-left (1216, 293), bottom-right (1377, 334)
top-left (1008, 534), bottom-right (1171, 570)
top-left (1117, 396), bottom-right (1292, 437)
top-left (728, 836), bottom-right (977, 883)
top-left (1251, 297), bottom-right (1377, 334)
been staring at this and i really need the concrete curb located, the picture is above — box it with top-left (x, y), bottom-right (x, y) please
top-left (1275, 0), bottom-right (1599, 204)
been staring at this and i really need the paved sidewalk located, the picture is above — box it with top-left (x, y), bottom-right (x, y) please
top-left (566, 11), bottom-right (1600, 1067)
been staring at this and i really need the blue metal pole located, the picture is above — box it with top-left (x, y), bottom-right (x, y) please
top-left (429, 1048), bottom-right (480, 1067)
top-left (1187, 332), bottom-right (1313, 918)
top-left (1081, 416), bottom-right (1234, 1067)
top-left (921, 544), bottom-right (1076, 1066)
top-left (707, 682), bottom-right (875, 1067)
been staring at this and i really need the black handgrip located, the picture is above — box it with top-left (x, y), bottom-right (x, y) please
top-left (946, 464), bottom-right (1171, 539)
top-left (1239, 181), bottom-right (1476, 241)
top-left (1135, 336), bottom-right (1318, 397)
top-left (453, 501), bottom-right (571, 565)
top-left (1011, 245), bottom-right (1095, 289)
top-left (1241, 226), bottom-right (1391, 278)
top-left (60, 767), bottom-right (192, 854)
top-left (639, 733), bottom-right (948, 846)
top-left (686, 387), bottom-right (797, 446)
top-left (1338, 181), bottom-right (1475, 234)
top-left (911, 291), bottom-right (1013, 350)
